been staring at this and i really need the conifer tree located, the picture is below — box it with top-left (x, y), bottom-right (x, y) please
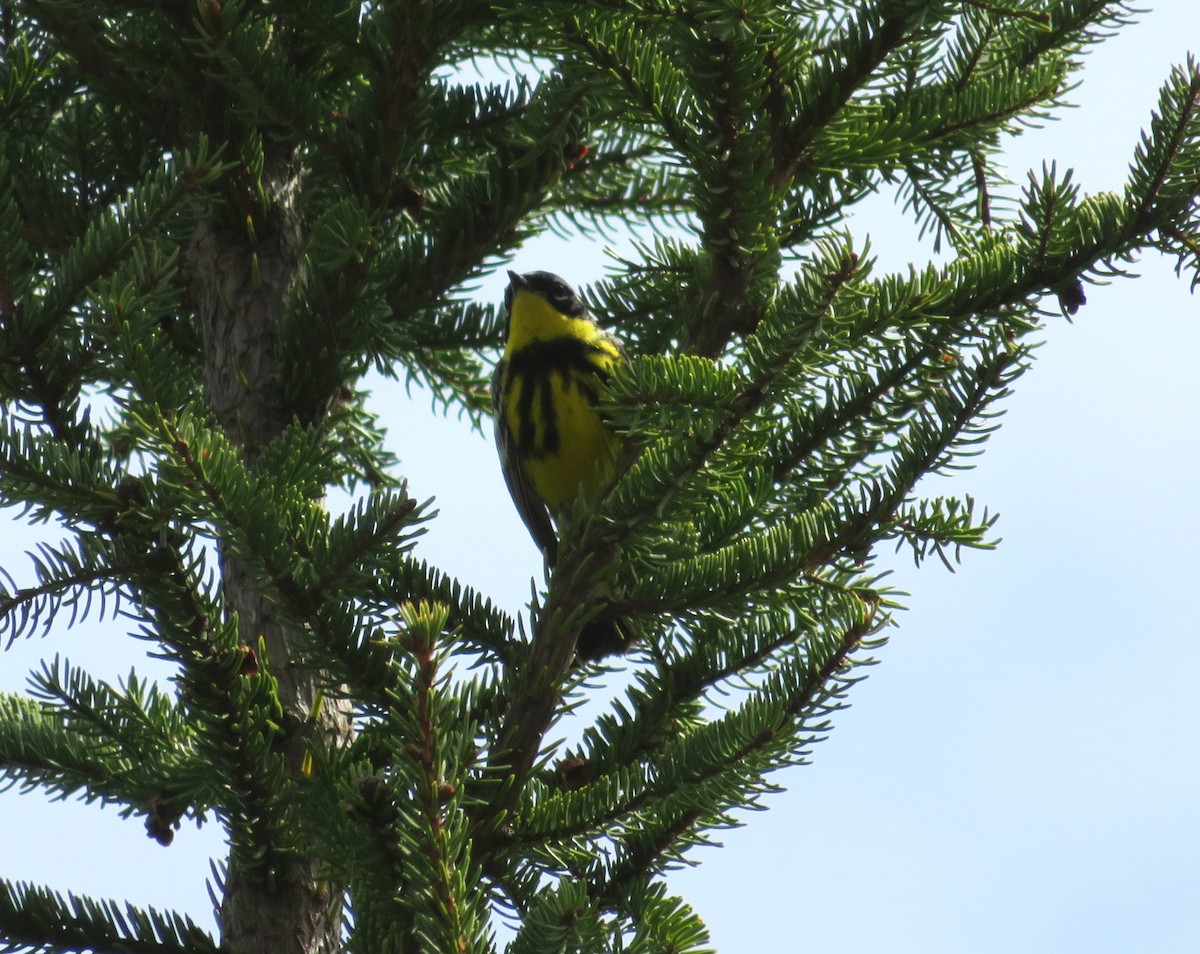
top-left (1, 2), bottom-right (1197, 953)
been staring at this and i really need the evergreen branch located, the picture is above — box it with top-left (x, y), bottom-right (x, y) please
top-left (773, 157), bottom-right (1197, 502)
top-left (174, 620), bottom-right (295, 877)
top-left (157, 416), bottom-right (448, 687)
top-left (507, 880), bottom-right (604, 954)
top-left (1125, 57), bottom-right (1200, 234)
top-left (368, 78), bottom-right (592, 404)
top-left (316, 490), bottom-right (426, 597)
top-left (384, 347), bottom-right (491, 421)
top-left (742, 239), bottom-right (862, 400)
top-left (298, 603), bottom-right (413, 715)
top-left (808, 61), bottom-right (1066, 176)
top-left (0, 671), bottom-right (207, 834)
top-left (1160, 223), bottom-right (1200, 290)
top-left (279, 198), bottom-right (387, 427)
top-left (362, 295), bottom-right (500, 414)
top-left (944, 6), bottom-right (997, 90)
top-left (352, 2), bottom-right (497, 211)
top-left (621, 885), bottom-right (711, 954)
top-left (390, 299), bottom-right (505, 352)
top-left (367, 556), bottom-right (516, 663)
top-left (623, 342), bottom-right (1011, 616)
top-left (17, 0), bottom-right (188, 138)
top-left (357, 603), bottom-right (492, 952)
top-left (87, 246), bottom-right (200, 406)
top-left (684, 11), bottom-right (784, 357)
top-left (0, 692), bottom-right (116, 801)
top-left (571, 584), bottom-right (874, 777)
top-left (593, 238), bottom-right (704, 352)
top-left (302, 671), bottom-right (496, 946)
top-left (889, 495), bottom-right (999, 570)
top-left (0, 339), bottom-right (82, 446)
top-left (0, 540), bottom-right (136, 647)
top-left (1001, 0), bottom-right (1137, 71)
top-left (599, 242), bottom-right (858, 535)
top-left (517, 583), bottom-right (878, 850)
top-left (324, 755), bottom-right (416, 950)
top-left (402, 605), bottom-right (477, 954)
top-left (593, 606), bottom-right (883, 904)
top-left (123, 535), bottom-right (297, 874)
top-left (776, 172), bottom-right (875, 249)
top-left (0, 162), bottom-right (37, 373)
top-left (191, 12), bottom-right (327, 150)
top-left (159, 412), bottom-right (512, 684)
top-left (26, 658), bottom-right (182, 759)
top-left (559, 14), bottom-right (698, 154)
top-left (899, 157), bottom-right (964, 248)
top-left (1, 137), bottom-right (220, 438)
top-left (788, 1), bottom-right (934, 174)
top-left (591, 807), bottom-right (704, 908)
top-left (961, 0), bottom-right (1052, 25)
top-left (20, 144), bottom-right (222, 361)
top-left (376, 74), bottom-right (588, 326)
top-left (157, 412), bottom-right (317, 576)
top-left (828, 346), bottom-right (1019, 549)
top-left (971, 149), bottom-right (994, 226)
top-left (766, 310), bottom-right (982, 491)
top-left (0, 408), bottom-right (121, 528)
top-left (0, 422), bottom-right (228, 658)
top-left (161, 408), bottom-right (510, 671)
top-left (468, 553), bottom-right (602, 859)
top-left (0, 879), bottom-right (217, 954)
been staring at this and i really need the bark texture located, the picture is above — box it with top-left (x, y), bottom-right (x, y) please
top-left (185, 165), bottom-right (352, 954)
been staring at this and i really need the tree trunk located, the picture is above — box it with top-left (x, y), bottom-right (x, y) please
top-left (184, 164), bottom-right (351, 954)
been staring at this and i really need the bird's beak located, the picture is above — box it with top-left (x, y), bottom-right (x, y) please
top-left (507, 270), bottom-right (526, 289)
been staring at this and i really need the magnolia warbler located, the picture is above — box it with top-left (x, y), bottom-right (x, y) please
top-left (492, 270), bottom-right (628, 659)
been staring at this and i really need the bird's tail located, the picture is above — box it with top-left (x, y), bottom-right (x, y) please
top-left (576, 615), bottom-right (635, 661)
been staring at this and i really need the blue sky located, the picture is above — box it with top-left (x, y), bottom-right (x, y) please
top-left (2, 4), bottom-right (1198, 951)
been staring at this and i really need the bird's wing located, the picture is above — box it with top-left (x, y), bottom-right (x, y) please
top-left (492, 358), bottom-right (559, 567)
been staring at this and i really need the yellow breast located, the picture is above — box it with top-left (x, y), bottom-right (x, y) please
top-left (507, 370), bottom-right (622, 509)
top-left (501, 288), bottom-right (624, 511)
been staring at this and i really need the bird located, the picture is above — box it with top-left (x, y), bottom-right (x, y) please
top-left (492, 269), bottom-right (629, 660)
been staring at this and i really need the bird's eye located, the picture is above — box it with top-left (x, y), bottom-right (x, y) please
top-left (550, 282), bottom-right (568, 300)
